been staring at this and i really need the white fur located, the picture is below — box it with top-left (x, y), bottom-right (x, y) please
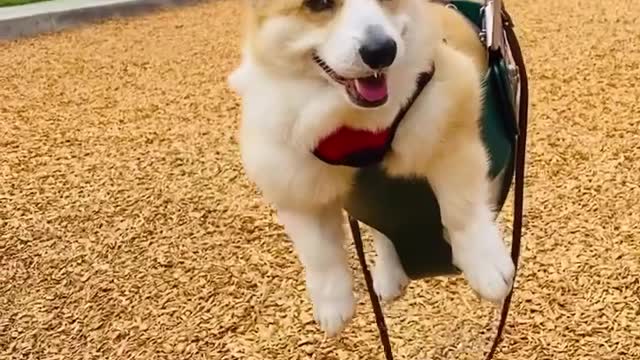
top-left (371, 228), bottom-right (410, 302)
top-left (229, 0), bottom-right (515, 336)
top-left (318, 0), bottom-right (408, 78)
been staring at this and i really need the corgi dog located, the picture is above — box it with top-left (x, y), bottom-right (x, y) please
top-left (228, 0), bottom-right (515, 336)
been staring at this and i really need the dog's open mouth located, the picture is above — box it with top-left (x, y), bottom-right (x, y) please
top-left (313, 53), bottom-right (388, 108)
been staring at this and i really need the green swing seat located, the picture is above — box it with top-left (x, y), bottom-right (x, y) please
top-left (344, 0), bottom-right (521, 279)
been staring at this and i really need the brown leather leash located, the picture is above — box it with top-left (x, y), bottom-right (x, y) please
top-left (346, 6), bottom-right (528, 360)
top-left (349, 217), bottom-right (395, 360)
top-left (484, 9), bottom-right (528, 359)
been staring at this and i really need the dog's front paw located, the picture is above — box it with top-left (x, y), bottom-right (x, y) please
top-left (306, 268), bottom-right (355, 336)
top-left (451, 223), bottom-right (515, 304)
top-left (373, 260), bottom-right (410, 302)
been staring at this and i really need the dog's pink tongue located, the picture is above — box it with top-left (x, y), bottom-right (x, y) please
top-left (354, 75), bottom-right (388, 102)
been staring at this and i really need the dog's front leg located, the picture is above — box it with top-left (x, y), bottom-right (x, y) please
top-left (277, 204), bottom-right (355, 336)
top-left (426, 140), bottom-right (515, 304)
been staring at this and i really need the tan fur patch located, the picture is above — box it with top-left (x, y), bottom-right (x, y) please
top-left (381, 0), bottom-right (410, 13)
top-left (250, 0), bottom-right (344, 26)
top-left (428, 1), bottom-right (488, 72)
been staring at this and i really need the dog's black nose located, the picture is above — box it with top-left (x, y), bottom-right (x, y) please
top-left (359, 26), bottom-right (397, 70)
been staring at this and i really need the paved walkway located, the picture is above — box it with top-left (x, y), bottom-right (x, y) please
top-left (0, 0), bottom-right (201, 40)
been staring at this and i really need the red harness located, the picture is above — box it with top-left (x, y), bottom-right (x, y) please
top-left (312, 69), bottom-right (434, 168)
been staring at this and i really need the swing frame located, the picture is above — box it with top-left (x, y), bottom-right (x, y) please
top-left (344, 0), bottom-right (529, 358)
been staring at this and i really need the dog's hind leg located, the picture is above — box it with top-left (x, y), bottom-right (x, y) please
top-left (277, 205), bottom-right (355, 336)
top-left (370, 227), bottom-right (410, 302)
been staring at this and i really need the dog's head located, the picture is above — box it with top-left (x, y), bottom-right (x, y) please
top-left (241, 0), bottom-right (437, 110)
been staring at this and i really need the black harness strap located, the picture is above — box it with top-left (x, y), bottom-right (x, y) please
top-left (388, 68), bottom-right (435, 139)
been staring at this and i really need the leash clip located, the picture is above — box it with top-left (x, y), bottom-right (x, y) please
top-left (482, 0), bottom-right (503, 51)
top-left (482, 0), bottom-right (522, 134)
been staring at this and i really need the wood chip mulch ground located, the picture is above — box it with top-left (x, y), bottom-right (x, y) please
top-left (1, 0), bottom-right (639, 359)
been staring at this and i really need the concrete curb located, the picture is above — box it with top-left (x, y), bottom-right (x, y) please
top-left (0, 0), bottom-right (208, 41)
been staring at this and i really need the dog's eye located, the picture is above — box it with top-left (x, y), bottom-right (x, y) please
top-left (304, 0), bottom-right (334, 12)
